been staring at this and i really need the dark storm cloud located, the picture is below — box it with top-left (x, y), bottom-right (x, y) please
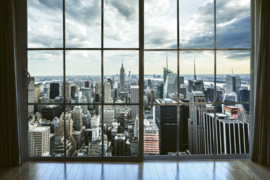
top-left (180, 34), bottom-right (214, 49)
top-left (216, 16), bottom-right (250, 48)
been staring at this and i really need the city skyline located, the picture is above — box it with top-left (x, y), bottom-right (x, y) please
top-left (28, 50), bottom-right (250, 76)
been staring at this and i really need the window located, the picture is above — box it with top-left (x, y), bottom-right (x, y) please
top-left (27, 0), bottom-right (251, 159)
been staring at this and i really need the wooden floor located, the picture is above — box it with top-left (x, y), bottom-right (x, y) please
top-left (0, 160), bottom-right (269, 180)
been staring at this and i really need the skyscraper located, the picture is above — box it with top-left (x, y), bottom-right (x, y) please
top-left (150, 89), bottom-right (155, 104)
top-left (95, 83), bottom-right (100, 94)
top-left (85, 81), bottom-right (90, 88)
top-left (163, 73), bottom-right (177, 98)
top-left (71, 85), bottom-right (77, 99)
top-left (62, 82), bottom-right (71, 103)
top-left (130, 86), bottom-right (139, 118)
top-left (240, 89), bottom-right (250, 113)
top-left (72, 106), bottom-right (83, 131)
top-left (34, 84), bottom-right (40, 103)
top-left (104, 81), bottom-right (112, 104)
top-left (188, 60), bottom-right (204, 93)
top-left (154, 99), bottom-right (189, 154)
top-left (226, 75), bottom-right (241, 94)
top-left (156, 84), bottom-right (163, 99)
top-left (120, 61), bottom-right (125, 91)
top-left (75, 91), bottom-right (82, 103)
top-left (80, 95), bottom-right (88, 114)
top-left (28, 126), bottom-right (50, 156)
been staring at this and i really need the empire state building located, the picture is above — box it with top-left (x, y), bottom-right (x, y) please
top-left (120, 61), bottom-right (125, 91)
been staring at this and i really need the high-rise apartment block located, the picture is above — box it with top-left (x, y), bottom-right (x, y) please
top-left (144, 122), bottom-right (159, 155)
top-left (28, 126), bottom-right (50, 156)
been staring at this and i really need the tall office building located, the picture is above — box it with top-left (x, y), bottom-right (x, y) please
top-left (179, 77), bottom-right (184, 85)
top-left (130, 86), bottom-right (139, 118)
top-left (188, 91), bottom-right (214, 154)
top-left (120, 62), bottom-right (125, 91)
top-left (155, 99), bottom-right (189, 155)
top-left (188, 60), bottom-right (204, 93)
top-left (44, 85), bottom-right (50, 99)
top-left (148, 79), bottom-right (152, 88)
top-left (240, 89), bottom-right (250, 113)
top-left (163, 74), bottom-right (177, 98)
top-left (226, 75), bottom-right (241, 94)
top-left (28, 126), bottom-right (50, 156)
top-left (150, 89), bottom-right (155, 104)
top-left (104, 109), bottom-right (114, 126)
top-left (85, 81), bottom-right (90, 88)
top-left (62, 82), bottom-right (71, 103)
top-left (73, 106), bottom-right (83, 131)
top-left (105, 81), bottom-right (112, 103)
top-left (95, 83), bottom-right (100, 94)
top-left (50, 83), bottom-right (60, 99)
top-left (80, 95), bottom-right (88, 114)
top-left (75, 91), bottom-right (82, 103)
top-left (71, 86), bottom-right (77, 99)
top-left (34, 84), bottom-right (40, 103)
top-left (156, 84), bottom-right (163, 99)
top-left (81, 88), bottom-right (91, 104)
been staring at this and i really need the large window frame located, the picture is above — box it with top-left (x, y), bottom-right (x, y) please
top-left (23, 0), bottom-right (254, 161)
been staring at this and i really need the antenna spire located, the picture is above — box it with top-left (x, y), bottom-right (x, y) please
top-left (122, 60), bottom-right (123, 67)
top-left (194, 59), bottom-right (197, 80)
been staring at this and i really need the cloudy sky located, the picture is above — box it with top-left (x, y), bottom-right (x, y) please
top-left (27, 0), bottom-right (250, 76)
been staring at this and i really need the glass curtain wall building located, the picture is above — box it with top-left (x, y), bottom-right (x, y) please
top-left (27, 0), bottom-right (251, 159)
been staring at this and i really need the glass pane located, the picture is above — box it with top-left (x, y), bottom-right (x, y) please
top-left (180, 0), bottom-right (214, 49)
top-left (185, 103), bottom-right (215, 155)
top-left (66, 51), bottom-right (101, 104)
top-left (180, 51), bottom-right (215, 103)
top-left (216, 103), bottom-right (250, 155)
top-left (28, 0), bottom-right (63, 48)
top-left (28, 51), bottom-right (63, 104)
top-left (104, 51), bottom-right (139, 104)
top-left (66, 104), bottom-right (102, 157)
top-left (144, 105), bottom-right (178, 155)
top-left (145, 0), bottom-right (177, 49)
top-left (216, 51), bottom-right (250, 102)
top-left (65, 0), bottom-right (101, 48)
top-left (144, 51), bottom-right (177, 104)
top-left (28, 105), bottom-right (64, 157)
top-left (104, 0), bottom-right (139, 48)
top-left (104, 105), bottom-right (139, 156)
top-left (216, 0), bottom-right (250, 48)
